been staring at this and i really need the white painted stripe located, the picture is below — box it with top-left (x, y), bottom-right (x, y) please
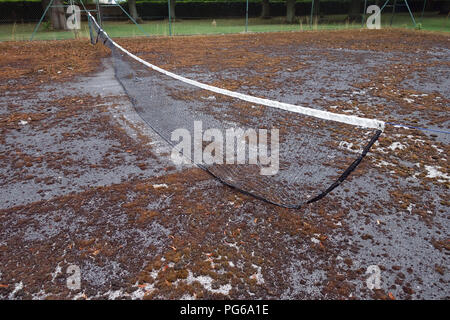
top-left (88, 13), bottom-right (385, 131)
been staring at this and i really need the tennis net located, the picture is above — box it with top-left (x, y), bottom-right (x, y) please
top-left (87, 13), bottom-right (384, 209)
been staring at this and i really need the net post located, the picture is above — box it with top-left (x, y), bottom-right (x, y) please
top-left (310, 0), bottom-right (314, 29)
top-left (168, 0), bottom-right (172, 36)
top-left (87, 13), bottom-right (96, 44)
top-left (113, 1), bottom-right (151, 37)
top-left (362, 0), bottom-right (368, 27)
top-left (390, 0), bottom-right (397, 26)
top-left (404, 0), bottom-right (417, 27)
top-left (420, 0), bottom-right (427, 23)
top-left (96, 0), bottom-right (102, 27)
top-left (379, 0), bottom-right (391, 12)
top-left (245, 0), bottom-right (249, 32)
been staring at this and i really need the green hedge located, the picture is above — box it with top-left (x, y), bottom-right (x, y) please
top-left (0, 0), bottom-right (352, 2)
top-left (1, 0), bottom-right (448, 23)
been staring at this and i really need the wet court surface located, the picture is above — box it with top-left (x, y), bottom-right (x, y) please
top-left (0, 30), bottom-right (448, 299)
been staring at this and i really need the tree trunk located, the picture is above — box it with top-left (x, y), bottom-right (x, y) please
top-left (286, 0), bottom-right (296, 23)
top-left (312, 0), bottom-right (320, 16)
top-left (169, 0), bottom-right (176, 21)
top-left (48, 0), bottom-right (67, 30)
top-left (348, 0), bottom-right (361, 21)
top-left (261, 0), bottom-right (270, 19)
top-left (128, 0), bottom-right (142, 23)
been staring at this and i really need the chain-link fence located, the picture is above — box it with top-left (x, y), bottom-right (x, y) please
top-left (0, 0), bottom-right (449, 41)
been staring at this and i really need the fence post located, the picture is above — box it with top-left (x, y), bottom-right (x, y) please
top-left (168, 0), bottom-right (172, 36)
top-left (96, 0), bottom-right (102, 27)
top-left (245, 0), bottom-right (249, 32)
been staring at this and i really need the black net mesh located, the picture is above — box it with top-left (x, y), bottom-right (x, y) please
top-left (88, 15), bottom-right (382, 209)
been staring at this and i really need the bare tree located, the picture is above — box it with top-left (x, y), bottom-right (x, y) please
top-left (128, 0), bottom-right (143, 23)
top-left (42, 0), bottom-right (67, 30)
top-left (261, 0), bottom-right (270, 19)
top-left (312, 0), bottom-right (320, 17)
top-left (286, 0), bottom-right (296, 23)
top-left (169, 0), bottom-right (176, 21)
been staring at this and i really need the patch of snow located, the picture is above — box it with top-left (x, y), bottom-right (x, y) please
top-left (105, 289), bottom-right (124, 300)
top-left (225, 241), bottom-right (239, 252)
top-left (152, 184), bottom-right (168, 189)
top-left (73, 291), bottom-right (87, 300)
top-left (424, 165), bottom-right (450, 182)
top-left (32, 289), bottom-right (51, 300)
top-left (432, 145), bottom-right (444, 153)
top-left (339, 141), bottom-right (363, 153)
top-left (250, 264), bottom-right (265, 285)
top-left (9, 282), bottom-right (23, 299)
top-left (388, 142), bottom-right (406, 151)
top-left (186, 271), bottom-right (231, 296)
top-left (403, 98), bottom-right (414, 103)
top-left (150, 270), bottom-right (159, 279)
top-left (339, 141), bottom-right (353, 150)
top-left (130, 283), bottom-right (155, 300)
top-left (374, 160), bottom-right (394, 167)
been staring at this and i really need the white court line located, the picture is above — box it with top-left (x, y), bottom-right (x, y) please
top-left (88, 13), bottom-right (385, 131)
